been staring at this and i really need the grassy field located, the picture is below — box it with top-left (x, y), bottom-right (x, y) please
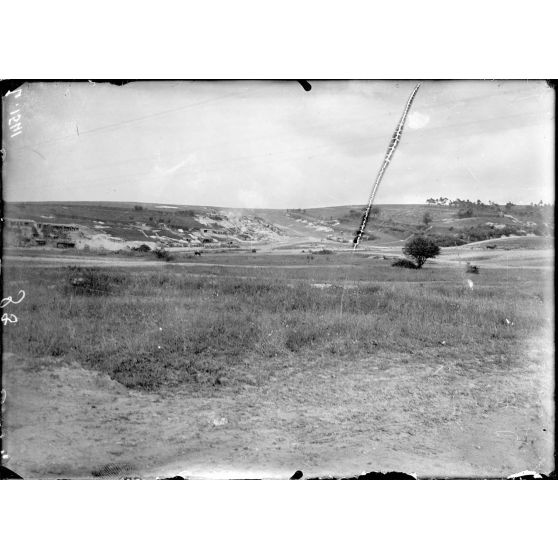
top-left (2, 252), bottom-right (554, 477)
top-left (3, 256), bottom-right (552, 391)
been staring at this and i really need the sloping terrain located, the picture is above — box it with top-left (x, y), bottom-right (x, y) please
top-left (4, 201), bottom-right (554, 253)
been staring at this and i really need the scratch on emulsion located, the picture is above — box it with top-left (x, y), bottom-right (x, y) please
top-left (340, 84), bottom-right (421, 316)
top-left (353, 84), bottom-right (421, 248)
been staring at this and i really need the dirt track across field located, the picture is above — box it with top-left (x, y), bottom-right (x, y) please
top-left (5, 246), bottom-right (554, 270)
top-left (3, 347), bottom-right (553, 479)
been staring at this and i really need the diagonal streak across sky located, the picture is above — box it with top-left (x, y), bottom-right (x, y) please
top-left (353, 84), bottom-right (421, 247)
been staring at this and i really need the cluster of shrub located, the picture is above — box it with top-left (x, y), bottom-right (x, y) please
top-left (391, 258), bottom-right (418, 269)
top-left (153, 248), bottom-right (175, 262)
top-left (456, 207), bottom-right (475, 218)
top-left (342, 206), bottom-right (381, 221)
top-left (425, 221), bottom-right (548, 247)
top-left (65, 266), bottom-right (129, 296)
top-left (426, 197), bottom-right (553, 222)
top-left (426, 197), bottom-right (552, 209)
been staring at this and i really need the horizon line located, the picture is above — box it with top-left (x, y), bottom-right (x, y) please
top-left (3, 199), bottom-right (554, 210)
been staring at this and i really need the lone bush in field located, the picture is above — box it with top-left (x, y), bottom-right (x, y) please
top-left (402, 236), bottom-right (441, 269)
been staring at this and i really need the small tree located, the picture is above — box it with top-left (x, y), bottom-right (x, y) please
top-left (423, 211), bottom-right (432, 226)
top-left (403, 236), bottom-right (441, 269)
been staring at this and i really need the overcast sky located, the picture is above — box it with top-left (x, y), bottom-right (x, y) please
top-left (2, 80), bottom-right (554, 207)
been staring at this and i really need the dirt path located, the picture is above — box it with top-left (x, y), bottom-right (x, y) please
top-left (3, 351), bottom-right (553, 479)
top-left (2, 255), bottom-right (378, 270)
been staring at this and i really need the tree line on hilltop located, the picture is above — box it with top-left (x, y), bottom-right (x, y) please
top-left (426, 197), bottom-right (552, 210)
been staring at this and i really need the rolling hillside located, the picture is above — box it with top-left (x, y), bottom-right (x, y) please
top-left (3, 201), bottom-right (554, 252)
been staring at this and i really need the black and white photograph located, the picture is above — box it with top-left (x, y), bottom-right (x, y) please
top-left (1, 79), bottom-right (554, 480)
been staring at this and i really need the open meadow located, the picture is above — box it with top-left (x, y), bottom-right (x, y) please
top-left (3, 80), bottom-right (554, 479)
top-left (2, 248), bottom-right (554, 478)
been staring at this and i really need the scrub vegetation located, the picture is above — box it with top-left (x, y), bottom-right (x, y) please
top-left (3, 257), bottom-right (551, 391)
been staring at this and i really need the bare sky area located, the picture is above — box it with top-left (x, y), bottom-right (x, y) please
top-left (2, 80), bottom-right (555, 207)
